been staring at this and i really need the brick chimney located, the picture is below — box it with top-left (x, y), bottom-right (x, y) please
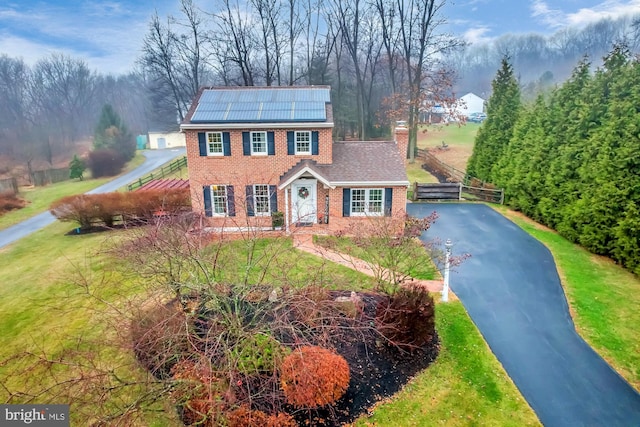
top-left (394, 121), bottom-right (409, 165)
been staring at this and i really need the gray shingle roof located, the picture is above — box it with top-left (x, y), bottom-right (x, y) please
top-left (279, 142), bottom-right (409, 187)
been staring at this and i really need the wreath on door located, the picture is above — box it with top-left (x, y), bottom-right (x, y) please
top-left (298, 187), bottom-right (310, 199)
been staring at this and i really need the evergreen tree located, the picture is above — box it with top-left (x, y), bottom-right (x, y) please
top-left (94, 104), bottom-right (135, 161)
top-left (467, 57), bottom-right (521, 182)
top-left (69, 154), bottom-right (86, 180)
top-left (538, 58), bottom-right (593, 232)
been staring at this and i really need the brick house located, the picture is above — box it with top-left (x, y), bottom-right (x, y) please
top-left (180, 86), bottom-right (410, 233)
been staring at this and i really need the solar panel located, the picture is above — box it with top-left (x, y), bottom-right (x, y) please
top-left (190, 88), bottom-right (330, 123)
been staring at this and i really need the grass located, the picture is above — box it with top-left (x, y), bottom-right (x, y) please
top-left (496, 207), bottom-right (640, 390)
top-left (415, 123), bottom-right (480, 173)
top-left (0, 153), bottom-right (146, 231)
top-left (313, 235), bottom-right (438, 281)
top-left (0, 221), bottom-right (539, 425)
top-left (355, 302), bottom-right (540, 426)
top-left (417, 123), bottom-right (480, 149)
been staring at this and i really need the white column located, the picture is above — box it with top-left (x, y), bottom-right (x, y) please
top-left (284, 186), bottom-right (290, 234)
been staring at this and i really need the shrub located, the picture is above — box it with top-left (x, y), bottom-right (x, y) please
top-left (50, 194), bottom-right (96, 229)
top-left (170, 359), bottom-right (227, 426)
top-left (88, 148), bottom-right (125, 178)
top-left (231, 333), bottom-right (288, 374)
top-left (69, 154), bottom-right (86, 180)
top-left (0, 191), bottom-right (27, 214)
top-left (280, 346), bottom-right (350, 408)
top-left (126, 189), bottom-right (191, 219)
top-left (375, 284), bottom-right (435, 350)
top-left (130, 301), bottom-right (191, 378)
top-left (93, 192), bottom-right (125, 227)
top-left (227, 406), bottom-right (297, 427)
top-left (49, 189), bottom-right (191, 229)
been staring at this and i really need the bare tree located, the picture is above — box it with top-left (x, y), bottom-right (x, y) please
top-left (394, 0), bottom-right (461, 162)
top-left (215, 0), bottom-right (257, 86)
top-left (0, 55), bottom-right (30, 157)
top-left (173, 0), bottom-right (212, 98)
top-left (142, 12), bottom-right (189, 121)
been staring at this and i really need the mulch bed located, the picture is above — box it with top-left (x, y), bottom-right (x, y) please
top-left (149, 291), bottom-right (440, 426)
top-left (287, 292), bottom-right (439, 426)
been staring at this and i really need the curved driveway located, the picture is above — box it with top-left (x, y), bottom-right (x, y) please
top-left (408, 203), bottom-right (640, 427)
top-left (0, 148), bottom-right (185, 249)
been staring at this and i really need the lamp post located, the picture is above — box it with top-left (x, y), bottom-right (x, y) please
top-left (442, 239), bottom-right (452, 302)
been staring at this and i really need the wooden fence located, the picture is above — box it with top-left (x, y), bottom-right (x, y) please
top-left (414, 148), bottom-right (504, 204)
top-left (31, 167), bottom-right (70, 186)
top-left (412, 183), bottom-right (462, 201)
top-left (0, 177), bottom-right (18, 195)
top-left (411, 182), bottom-right (504, 204)
top-left (417, 148), bottom-right (467, 183)
top-left (127, 156), bottom-right (188, 191)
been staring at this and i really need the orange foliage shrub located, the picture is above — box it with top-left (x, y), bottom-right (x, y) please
top-left (0, 191), bottom-right (27, 215)
top-left (171, 359), bottom-right (226, 426)
top-left (49, 188), bottom-right (190, 229)
top-left (280, 346), bottom-right (350, 408)
top-left (227, 406), bottom-right (297, 427)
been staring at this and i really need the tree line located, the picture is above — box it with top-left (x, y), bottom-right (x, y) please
top-left (1, 1), bottom-right (638, 173)
top-left (0, 53), bottom-right (147, 174)
top-left (448, 14), bottom-right (640, 100)
top-left (467, 45), bottom-right (640, 275)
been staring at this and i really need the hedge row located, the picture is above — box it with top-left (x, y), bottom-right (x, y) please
top-left (49, 188), bottom-right (191, 229)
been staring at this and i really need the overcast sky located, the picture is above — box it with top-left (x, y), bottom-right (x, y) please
top-left (0, 0), bottom-right (638, 75)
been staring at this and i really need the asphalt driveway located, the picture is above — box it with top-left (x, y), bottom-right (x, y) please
top-left (408, 203), bottom-right (640, 427)
top-left (0, 148), bottom-right (185, 249)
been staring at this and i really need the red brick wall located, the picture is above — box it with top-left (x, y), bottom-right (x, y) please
top-left (187, 127), bottom-right (407, 231)
top-left (394, 126), bottom-right (409, 166)
top-left (187, 127), bottom-right (332, 226)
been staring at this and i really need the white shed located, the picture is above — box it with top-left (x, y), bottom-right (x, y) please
top-left (457, 93), bottom-right (485, 117)
top-left (148, 131), bottom-right (186, 149)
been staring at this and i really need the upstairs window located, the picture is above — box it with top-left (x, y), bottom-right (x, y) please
top-left (295, 131), bottom-right (311, 154)
top-left (251, 131), bottom-right (267, 155)
top-left (207, 132), bottom-right (223, 156)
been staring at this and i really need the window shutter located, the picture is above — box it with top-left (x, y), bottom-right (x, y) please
top-left (269, 185), bottom-right (277, 212)
top-left (203, 186), bottom-right (212, 217)
top-left (198, 132), bottom-right (207, 156)
top-left (267, 131), bottom-right (275, 155)
top-left (342, 188), bottom-right (351, 217)
top-left (245, 185), bottom-right (255, 216)
top-left (242, 132), bottom-right (250, 155)
top-left (384, 188), bottom-right (393, 217)
top-left (287, 131), bottom-right (294, 155)
top-left (227, 185), bottom-right (235, 217)
top-left (223, 132), bottom-right (231, 156)
top-left (311, 131), bottom-right (319, 155)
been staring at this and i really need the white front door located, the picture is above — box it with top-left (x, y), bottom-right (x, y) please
top-left (291, 179), bottom-right (317, 224)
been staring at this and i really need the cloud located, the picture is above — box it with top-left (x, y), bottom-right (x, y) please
top-left (463, 26), bottom-right (494, 44)
top-left (0, 1), bottom-right (172, 74)
top-left (531, 0), bottom-right (640, 30)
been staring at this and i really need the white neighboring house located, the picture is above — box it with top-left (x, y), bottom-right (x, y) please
top-left (456, 93), bottom-right (485, 117)
top-left (148, 131), bottom-right (186, 149)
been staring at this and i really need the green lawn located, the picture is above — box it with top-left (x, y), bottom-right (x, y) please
top-left (0, 153), bottom-right (146, 231)
top-left (497, 208), bottom-right (640, 390)
top-left (355, 302), bottom-right (540, 426)
top-left (0, 222), bottom-right (539, 425)
top-left (418, 123), bottom-right (481, 149)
